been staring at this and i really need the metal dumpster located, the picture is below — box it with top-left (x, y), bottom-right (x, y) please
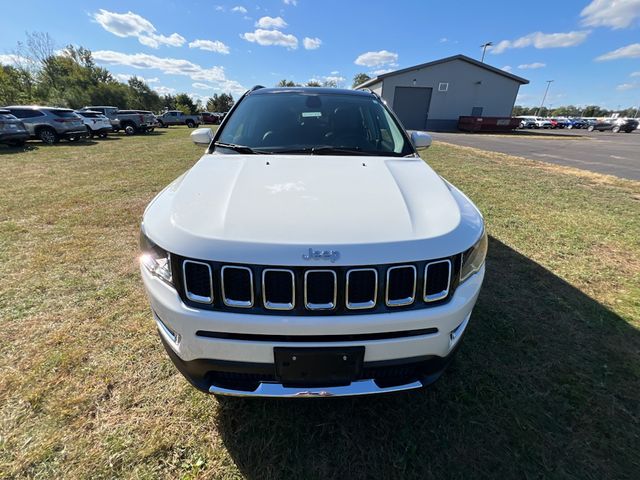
top-left (458, 116), bottom-right (520, 132)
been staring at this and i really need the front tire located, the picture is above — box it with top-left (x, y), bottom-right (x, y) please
top-left (124, 124), bottom-right (136, 135)
top-left (186, 120), bottom-right (195, 128)
top-left (587, 125), bottom-right (595, 132)
top-left (38, 127), bottom-right (59, 145)
top-left (612, 126), bottom-right (621, 133)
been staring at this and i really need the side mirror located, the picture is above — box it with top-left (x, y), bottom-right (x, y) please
top-left (409, 130), bottom-right (432, 149)
top-left (191, 127), bottom-right (214, 146)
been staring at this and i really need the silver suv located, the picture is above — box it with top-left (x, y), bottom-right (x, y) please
top-left (3, 106), bottom-right (88, 144)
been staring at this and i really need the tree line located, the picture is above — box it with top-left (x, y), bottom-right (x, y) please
top-left (0, 32), bottom-right (235, 114)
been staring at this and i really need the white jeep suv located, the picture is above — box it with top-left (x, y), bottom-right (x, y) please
top-left (140, 87), bottom-right (487, 397)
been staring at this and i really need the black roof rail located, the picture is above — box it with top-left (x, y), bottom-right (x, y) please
top-left (250, 85), bottom-right (265, 92)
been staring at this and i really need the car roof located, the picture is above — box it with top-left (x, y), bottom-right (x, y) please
top-left (248, 87), bottom-right (375, 97)
top-left (4, 105), bottom-right (73, 111)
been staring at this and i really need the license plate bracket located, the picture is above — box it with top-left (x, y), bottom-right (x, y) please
top-left (274, 347), bottom-right (365, 387)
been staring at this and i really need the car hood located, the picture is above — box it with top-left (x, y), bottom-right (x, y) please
top-left (143, 154), bottom-right (484, 265)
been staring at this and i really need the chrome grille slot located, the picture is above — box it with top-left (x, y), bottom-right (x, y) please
top-left (424, 260), bottom-right (451, 302)
top-left (386, 265), bottom-right (417, 306)
top-left (182, 260), bottom-right (213, 304)
top-left (346, 269), bottom-right (378, 310)
top-left (304, 270), bottom-right (337, 310)
top-left (262, 269), bottom-right (295, 310)
top-left (221, 266), bottom-right (254, 308)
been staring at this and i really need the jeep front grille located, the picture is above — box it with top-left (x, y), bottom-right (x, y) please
top-left (175, 256), bottom-right (459, 316)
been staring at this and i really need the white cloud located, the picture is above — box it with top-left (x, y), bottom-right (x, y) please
top-left (324, 75), bottom-right (346, 85)
top-left (0, 54), bottom-right (26, 66)
top-left (256, 16), bottom-right (287, 29)
top-left (232, 6), bottom-right (248, 13)
top-left (92, 9), bottom-right (185, 48)
top-left (189, 39), bottom-right (230, 54)
top-left (631, 71), bottom-right (640, 77)
top-left (303, 37), bottom-right (322, 50)
top-left (192, 82), bottom-right (213, 89)
top-left (518, 62), bottom-right (546, 69)
top-left (215, 5), bottom-right (225, 11)
top-left (330, 70), bottom-right (339, 75)
top-left (93, 50), bottom-right (246, 94)
top-left (596, 43), bottom-right (640, 60)
top-left (501, 65), bottom-right (513, 72)
top-left (491, 31), bottom-right (589, 54)
top-left (581, 0), bottom-right (640, 29)
top-left (241, 29), bottom-right (298, 49)
top-left (616, 82), bottom-right (639, 91)
top-left (284, 0), bottom-right (297, 5)
top-left (354, 50), bottom-right (398, 67)
top-left (154, 85), bottom-right (176, 95)
top-left (439, 37), bottom-right (449, 43)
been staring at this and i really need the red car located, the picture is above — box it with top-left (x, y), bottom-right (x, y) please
top-left (201, 112), bottom-right (223, 124)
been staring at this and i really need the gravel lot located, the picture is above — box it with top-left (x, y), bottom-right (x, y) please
top-left (431, 129), bottom-right (640, 180)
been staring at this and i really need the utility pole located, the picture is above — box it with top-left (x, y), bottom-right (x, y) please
top-left (536, 80), bottom-right (554, 116)
top-left (480, 42), bottom-right (493, 63)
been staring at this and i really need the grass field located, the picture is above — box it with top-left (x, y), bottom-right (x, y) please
top-left (1, 127), bottom-right (638, 479)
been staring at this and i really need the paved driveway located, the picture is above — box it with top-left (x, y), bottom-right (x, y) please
top-left (430, 129), bottom-right (640, 181)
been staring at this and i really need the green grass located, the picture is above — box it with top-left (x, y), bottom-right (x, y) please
top-left (0, 128), bottom-right (638, 479)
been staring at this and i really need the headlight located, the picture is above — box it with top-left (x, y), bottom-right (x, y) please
top-left (140, 228), bottom-right (173, 285)
top-left (460, 230), bottom-right (488, 282)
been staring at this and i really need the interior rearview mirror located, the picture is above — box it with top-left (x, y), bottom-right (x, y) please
top-left (409, 130), bottom-right (432, 149)
top-left (191, 128), bottom-right (214, 146)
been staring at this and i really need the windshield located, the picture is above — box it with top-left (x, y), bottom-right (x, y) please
top-left (216, 91), bottom-right (413, 156)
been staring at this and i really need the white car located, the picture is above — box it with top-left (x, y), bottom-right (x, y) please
top-left (140, 87), bottom-right (487, 397)
top-left (75, 110), bottom-right (112, 138)
top-left (534, 117), bottom-right (552, 129)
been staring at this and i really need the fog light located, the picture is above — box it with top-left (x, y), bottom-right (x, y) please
top-left (449, 314), bottom-right (470, 350)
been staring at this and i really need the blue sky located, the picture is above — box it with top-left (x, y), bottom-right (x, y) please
top-left (1, 0), bottom-right (640, 109)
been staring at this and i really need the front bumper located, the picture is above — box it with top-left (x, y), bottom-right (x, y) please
top-left (61, 129), bottom-right (89, 139)
top-left (0, 131), bottom-right (30, 144)
top-left (142, 263), bottom-right (484, 397)
top-left (88, 126), bottom-right (113, 134)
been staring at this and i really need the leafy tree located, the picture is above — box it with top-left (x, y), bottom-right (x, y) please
top-left (175, 93), bottom-right (197, 114)
top-left (277, 79), bottom-right (298, 87)
top-left (206, 93), bottom-right (234, 112)
top-left (0, 65), bottom-right (35, 104)
top-left (352, 73), bottom-right (371, 88)
top-left (305, 80), bottom-right (322, 87)
top-left (127, 76), bottom-right (162, 111)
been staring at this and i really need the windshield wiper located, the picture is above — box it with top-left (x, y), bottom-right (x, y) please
top-left (271, 146), bottom-right (378, 156)
top-left (214, 142), bottom-right (269, 154)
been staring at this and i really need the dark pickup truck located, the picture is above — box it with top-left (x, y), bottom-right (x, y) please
top-left (157, 110), bottom-right (202, 128)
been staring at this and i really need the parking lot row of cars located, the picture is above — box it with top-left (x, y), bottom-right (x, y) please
top-left (517, 115), bottom-right (639, 133)
top-left (0, 105), bottom-right (227, 146)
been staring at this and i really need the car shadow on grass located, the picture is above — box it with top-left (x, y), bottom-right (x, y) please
top-left (214, 237), bottom-right (639, 479)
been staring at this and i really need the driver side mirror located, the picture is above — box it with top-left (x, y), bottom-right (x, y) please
top-left (409, 130), bottom-right (432, 149)
top-left (191, 127), bottom-right (214, 146)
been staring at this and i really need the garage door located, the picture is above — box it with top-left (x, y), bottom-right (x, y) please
top-left (393, 87), bottom-right (432, 130)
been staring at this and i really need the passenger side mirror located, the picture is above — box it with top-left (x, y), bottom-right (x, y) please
top-left (191, 128), bottom-right (214, 146)
top-left (409, 130), bottom-right (432, 149)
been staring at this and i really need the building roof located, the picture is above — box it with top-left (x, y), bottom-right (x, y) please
top-left (357, 54), bottom-right (529, 88)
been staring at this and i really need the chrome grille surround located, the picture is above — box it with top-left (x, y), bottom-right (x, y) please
top-left (304, 270), bottom-right (338, 311)
top-left (345, 268), bottom-right (378, 310)
top-left (385, 265), bottom-right (417, 307)
top-left (182, 260), bottom-right (213, 304)
top-left (424, 259), bottom-right (452, 302)
top-left (221, 265), bottom-right (254, 308)
top-left (262, 268), bottom-right (295, 310)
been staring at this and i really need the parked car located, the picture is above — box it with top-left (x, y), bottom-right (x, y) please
top-left (75, 110), bottom-right (113, 138)
top-left (80, 106), bottom-right (121, 130)
top-left (0, 109), bottom-right (30, 147)
top-left (549, 118), bottom-right (569, 129)
top-left (517, 117), bottom-right (536, 129)
top-left (201, 111), bottom-right (223, 124)
top-left (566, 118), bottom-right (588, 129)
top-left (533, 117), bottom-right (552, 129)
top-left (587, 118), bottom-right (639, 133)
top-left (157, 110), bottom-right (202, 128)
top-left (4, 106), bottom-right (87, 144)
top-left (116, 110), bottom-right (157, 134)
top-left (140, 87), bottom-right (487, 397)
